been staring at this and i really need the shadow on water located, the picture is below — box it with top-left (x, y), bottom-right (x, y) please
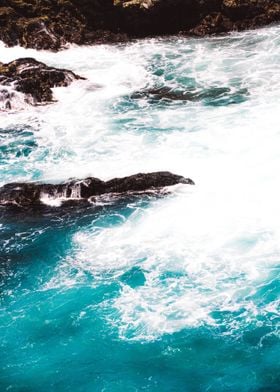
top-left (0, 197), bottom-right (279, 391)
top-left (0, 193), bottom-right (160, 293)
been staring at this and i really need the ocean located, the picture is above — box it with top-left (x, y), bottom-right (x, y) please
top-left (0, 25), bottom-right (280, 391)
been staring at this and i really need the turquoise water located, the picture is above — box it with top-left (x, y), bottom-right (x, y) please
top-left (1, 27), bottom-right (280, 391)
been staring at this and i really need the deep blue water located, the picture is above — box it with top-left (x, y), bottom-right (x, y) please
top-left (1, 27), bottom-right (280, 391)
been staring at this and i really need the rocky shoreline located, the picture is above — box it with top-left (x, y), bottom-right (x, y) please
top-left (0, 0), bottom-right (280, 51)
top-left (0, 1), bottom-right (277, 208)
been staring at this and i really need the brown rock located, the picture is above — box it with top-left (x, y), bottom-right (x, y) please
top-left (190, 12), bottom-right (234, 35)
top-left (0, 58), bottom-right (85, 109)
top-left (0, 0), bottom-right (280, 50)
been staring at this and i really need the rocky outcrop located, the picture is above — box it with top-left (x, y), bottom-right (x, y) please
top-left (0, 58), bottom-right (84, 110)
top-left (117, 0), bottom-right (280, 36)
top-left (0, 0), bottom-right (128, 50)
top-left (0, 0), bottom-right (279, 50)
top-left (0, 172), bottom-right (195, 207)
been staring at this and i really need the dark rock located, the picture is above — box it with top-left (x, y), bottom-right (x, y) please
top-left (114, 0), bottom-right (203, 36)
top-left (222, 0), bottom-right (265, 21)
top-left (0, 172), bottom-right (195, 207)
top-left (0, 0), bottom-right (280, 50)
top-left (0, 58), bottom-right (84, 109)
top-left (0, 0), bottom-right (127, 50)
top-left (131, 86), bottom-right (249, 105)
top-left (190, 1), bottom-right (280, 36)
top-left (189, 12), bottom-right (235, 36)
top-left (122, 0), bottom-right (280, 36)
top-left (131, 86), bottom-right (230, 101)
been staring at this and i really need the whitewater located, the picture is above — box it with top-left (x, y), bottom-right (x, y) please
top-left (0, 25), bottom-right (279, 391)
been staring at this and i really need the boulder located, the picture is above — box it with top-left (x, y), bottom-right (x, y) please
top-left (0, 58), bottom-right (84, 110)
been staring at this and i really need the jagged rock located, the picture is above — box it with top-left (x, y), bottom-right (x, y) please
top-left (0, 58), bottom-right (84, 110)
top-left (0, 0), bottom-right (127, 50)
top-left (0, 0), bottom-right (280, 50)
top-left (189, 12), bottom-right (235, 36)
top-left (0, 172), bottom-right (195, 207)
top-left (190, 1), bottom-right (280, 35)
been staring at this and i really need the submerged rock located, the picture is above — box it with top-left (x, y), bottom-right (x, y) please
top-left (0, 172), bottom-right (195, 207)
top-left (132, 86), bottom-right (231, 101)
top-left (0, 0), bottom-right (280, 50)
top-left (0, 58), bottom-right (84, 110)
top-left (131, 86), bottom-right (249, 105)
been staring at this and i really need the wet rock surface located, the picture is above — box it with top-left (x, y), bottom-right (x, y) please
top-left (0, 1), bottom-right (279, 50)
top-left (131, 86), bottom-right (249, 105)
top-left (0, 0), bottom-right (128, 50)
top-left (0, 58), bottom-right (84, 110)
top-left (0, 172), bottom-right (195, 207)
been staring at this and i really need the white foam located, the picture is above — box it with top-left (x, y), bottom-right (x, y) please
top-left (71, 183), bottom-right (280, 339)
top-left (40, 193), bottom-right (63, 207)
top-left (0, 84), bottom-right (33, 111)
top-left (2, 25), bottom-right (280, 339)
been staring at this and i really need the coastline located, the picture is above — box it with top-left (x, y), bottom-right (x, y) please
top-left (0, 0), bottom-right (280, 51)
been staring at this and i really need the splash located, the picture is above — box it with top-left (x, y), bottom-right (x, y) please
top-left (1, 26), bottom-right (280, 342)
